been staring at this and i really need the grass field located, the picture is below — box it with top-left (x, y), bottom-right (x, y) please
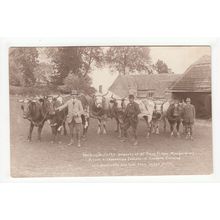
top-left (10, 96), bottom-right (213, 177)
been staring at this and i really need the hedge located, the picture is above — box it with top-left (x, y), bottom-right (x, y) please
top-left (9, 86), bottom-right (58, 96)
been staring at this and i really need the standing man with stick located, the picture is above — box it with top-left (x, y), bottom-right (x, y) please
top-left (56, 90), bottom-right (83, 147)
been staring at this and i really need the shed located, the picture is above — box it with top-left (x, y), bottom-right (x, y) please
top-left (169, 55), bottom-right (211, 118)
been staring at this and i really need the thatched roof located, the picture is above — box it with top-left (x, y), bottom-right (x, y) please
top-left (169, 55), bottom-right (211, 92)
top-left (108, 74), bottom-right (181, 98)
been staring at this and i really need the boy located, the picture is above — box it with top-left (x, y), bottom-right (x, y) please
top-left (182, 97), bottom-right (196, 140)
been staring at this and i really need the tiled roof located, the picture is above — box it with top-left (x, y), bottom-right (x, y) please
top-left (109, 74), bottom-right (181, 98)
top-left (169, 55), bottom-right (211, 92)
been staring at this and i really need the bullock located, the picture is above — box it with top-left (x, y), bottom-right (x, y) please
top-left (91, 93), bottom-right (184, 139)
top-left (47, 96), bottom-right (68, 143)
top-left (165, 100), bottom-right (185, 137)
top-left (151, 99), bottom-right (185, 137)
top-left (108, 96), bottom-right (156, 138)
top-left (20, 97), bottom-right (52, 142)
top-left (138, 98), bottom-right (155, 138)
top-left (108, 97), bottom-right (183, 138)
top-left (78, 93), bottom-right (90, 139)
top-left (109, 97), bottom-right (127, 137)
top-left (47, 93), bottom-right (90, 143)
top-left (90, 92), bottom-right (110, 135)
top-left (91, 93), bottom-right (153, 136)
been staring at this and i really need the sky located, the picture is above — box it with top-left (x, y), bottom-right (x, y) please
top-left (91, 46), bottom-right (211, 92)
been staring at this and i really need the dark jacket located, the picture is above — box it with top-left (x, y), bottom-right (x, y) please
top-left (182, 104), bottom-right (196, 123)
top-left (124, 102), bottom-right (141, 120)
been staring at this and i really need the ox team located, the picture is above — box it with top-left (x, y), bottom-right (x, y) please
top-left (21, 90), bottom-right (196, 147)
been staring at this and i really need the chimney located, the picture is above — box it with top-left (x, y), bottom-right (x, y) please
top-left (99, 85), bottom-right (103, 93)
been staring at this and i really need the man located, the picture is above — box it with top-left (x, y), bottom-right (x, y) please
top-left (182, 97), bottom-right (196, 140)
top-left (78, 92), bottom-right (90, 140)
top-left (122, 94), bottom-right (141, 146)
top-left (166, 99), bottom-right (182, 137)
top-left (56, 90), bottom-right (84, 147)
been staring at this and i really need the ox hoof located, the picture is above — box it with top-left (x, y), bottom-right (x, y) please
top-left (27, 139), bottom-right (32, 142)
top-left (58, 141), bottom-right (62, 144)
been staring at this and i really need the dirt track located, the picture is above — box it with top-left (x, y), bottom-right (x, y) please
top-left (10, 96), bottom-right (213, 177)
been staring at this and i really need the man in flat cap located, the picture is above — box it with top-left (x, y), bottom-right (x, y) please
top-left (56, 90), bottom-right (84, 147)
top-left (122, 94), bottom-right (141, 145)
top-left (182, 97), bottom-right (196, 140)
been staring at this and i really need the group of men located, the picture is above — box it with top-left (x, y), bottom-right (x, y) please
top-left (55, 90), bottom-right (196, 147)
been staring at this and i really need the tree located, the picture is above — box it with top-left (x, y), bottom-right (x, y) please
top-left (155, 59), bottom-right (169, 73)
top-left (62, 74), bottom-right (96, 95)
top-left (44, 47), bottom-right (104, 86)
top-left (45, 47), bottom-right (81, 85)
top-left (33, 62), bottom-right (54, 85)
top-left (78, 47), bottom-right (104, 77)
top-left (9, 47), bottom-right (39, 86)
top-left (105, 47), bottom-right (151, 75)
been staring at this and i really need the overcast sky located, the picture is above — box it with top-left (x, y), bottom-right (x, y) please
top-left (91, 46), bottom-right (211, 92)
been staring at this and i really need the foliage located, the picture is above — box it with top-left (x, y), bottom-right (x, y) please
top-left (105, 47), bottom-right (151, 75)
top-left (78, 47), bottom-right (104, 76)
top-left (9, 48), bottom-right (39, 86)
top-left (62, 74), bottom-right (96, 95)
top-left (44, 47), bottom-right (104, 86)
top-left (9, 85), bottom-right (57, 96)
top-left (155, 59), bottom-right (169, 73)
top-left (33, 62), bottom-right (54, 85)
top-left (44, 47), bottom-right (80, 85)
top-left (43, 47), bottom-right (104, 95)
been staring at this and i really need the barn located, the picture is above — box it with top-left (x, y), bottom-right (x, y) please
top-left (168, 55), bottom-right (211, 118)
top-left (108, 74), bottom-right (181, 100)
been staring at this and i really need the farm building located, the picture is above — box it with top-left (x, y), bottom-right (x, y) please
top-left (108, 74), bottom-right (181, 100)
top-left (168, 55), bottom-right (211, 118)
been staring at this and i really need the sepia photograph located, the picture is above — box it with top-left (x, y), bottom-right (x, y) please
top-left (9, 45), bottom-right (212, 177)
